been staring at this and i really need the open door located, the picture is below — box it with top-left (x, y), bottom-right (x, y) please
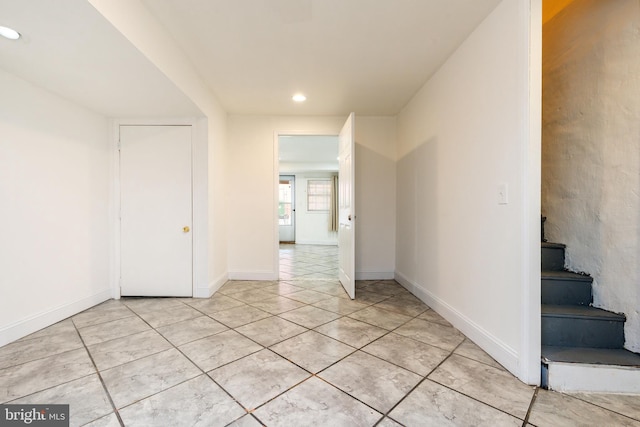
top-left (338, 113), bottom-right (355, 299)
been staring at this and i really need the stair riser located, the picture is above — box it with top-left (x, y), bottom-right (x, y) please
top-left (541, 247), bottom-right (564, 271)
top-left (542, 317), bottom-right (625, 348)
top-left (541, 279), bottom-right (592, 305)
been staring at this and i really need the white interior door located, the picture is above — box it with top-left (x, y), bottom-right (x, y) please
top-left (278, 175), bottom-right (295, 242)
top-left (338, 113), bottom-right (355, 299)
top-left (120, 125), bottom-right (193, 297)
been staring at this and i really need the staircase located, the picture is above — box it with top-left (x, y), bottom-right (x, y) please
top-left (540, 217), bottom-right (640, 393)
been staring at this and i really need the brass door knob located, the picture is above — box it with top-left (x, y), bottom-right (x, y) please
top-left (183, 226), bottom-right (190, 233)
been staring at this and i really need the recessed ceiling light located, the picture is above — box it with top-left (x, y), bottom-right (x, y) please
top-left (0, 25), bottom-right (21, 40)
top-left (292, 94), bottom-right (306, 103)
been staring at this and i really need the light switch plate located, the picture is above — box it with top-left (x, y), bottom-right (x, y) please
top-left (498, 183), bottom-right (508, 205)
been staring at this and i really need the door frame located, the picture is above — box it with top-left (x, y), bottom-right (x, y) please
top-left (111, 118), bottom-right (208, 299)
top-left (273, 131), bottom-right (339, 280)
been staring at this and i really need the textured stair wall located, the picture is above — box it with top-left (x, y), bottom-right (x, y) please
top-left (541, 0), bottom-right (640, 352)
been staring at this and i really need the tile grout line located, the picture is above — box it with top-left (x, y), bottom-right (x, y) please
top-left (521, 386), bottom-right (539, 426)
top-left (72, 321), bottom-right (125, 427)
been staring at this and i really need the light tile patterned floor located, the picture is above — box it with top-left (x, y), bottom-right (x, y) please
top-left (1, 244), bottom-right (640, 426)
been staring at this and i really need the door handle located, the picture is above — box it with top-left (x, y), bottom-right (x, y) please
top-left (348, 215), bottom-right (351, 221)
top-left (183, 226), bottom-right (190, 233)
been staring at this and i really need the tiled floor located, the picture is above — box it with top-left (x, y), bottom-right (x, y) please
top-left (1, 245), bottom-right (640, 426)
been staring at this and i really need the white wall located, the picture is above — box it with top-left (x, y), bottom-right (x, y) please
top-left (396, 0), bottom-right (540, 383)
top-left (227, 115), bottom-right (396, 280)
top-left (293, 172), bottom-right (338, 245)
top-left (542, 0), bottom-right (640, 352)
top-left (0, 69), bottom-right (111, 346)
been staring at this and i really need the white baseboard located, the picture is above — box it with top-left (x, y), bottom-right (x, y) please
top-left (293, 241), bottom-right (338, 246)
top-left (194, 272), bottom-right (229, 298)
top-left (547, 362), bottom-right (640, 393)
top-left (395, 271), bottom-right (520, 376)
top-left (0, 289), bottom-right (112, 347)
top-left (356, 271), bottom-right (395, 280)
top-left (228, 271), bottom-right (278, 281)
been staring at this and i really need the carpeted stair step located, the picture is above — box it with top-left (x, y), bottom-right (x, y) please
top-left (541, 270), bottom-right (592, 305)
top-left (542, 304), bottom-right (625, 348)
top-left (541, 242), bottom-right (565, 271)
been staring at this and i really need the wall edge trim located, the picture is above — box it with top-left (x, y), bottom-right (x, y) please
top-left (0, 289), bottom-right (111, 347)
top-left (395, 270), bottom-right (520, 377)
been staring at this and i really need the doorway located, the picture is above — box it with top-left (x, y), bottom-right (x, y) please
top-left (277, 134), bottom-right (339, 281)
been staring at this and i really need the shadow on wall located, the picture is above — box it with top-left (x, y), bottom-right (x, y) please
top-left (394, 137), bottom-right (439, 291)
top-left (355, 143), bottom-right (397, 278)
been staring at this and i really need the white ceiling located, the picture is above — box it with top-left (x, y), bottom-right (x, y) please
top-left (0, 0), bottom-right (501, 117)
top-left (0, 0), bottom-right (201, 117)
top-left (279, 135), bottom-right (338, 165)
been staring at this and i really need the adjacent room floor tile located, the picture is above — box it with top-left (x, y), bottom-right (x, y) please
top-left (9, 374), bottom-right (112, 427)
top-left (394, 318), bottom-right (464, 351)
top-left (0, 329), bottom-right (84, 370)
top-left (248, 296), bottom-right (306, 315)
top-left (235, 316), bottom-right (307, 347)
top-left (0, 348), bottom-right (95, 403)
top-left (209, 349), bottom-right (310, 411)
top-left (362, 281), bottom-right (407, 296)
top-left (77, 316), bottom-right (150, 346)
top-left (348, 306), bottom-right (412, 330)
top-left (72, 301), bottom-right (135, 329)
top-left (361, 332), bottom-right (450, 376)
top-left (313, 282), bottom-right (348, 296)
top-left (100, 348), bottom-right (200, 408)
top-left (312, 297), bottom-right (371, 315)
top-left (134, 304), bottom-right (202, 328)
top-left (260, 283), bottom-right (305, 296)
top-left (285, 289), bottom-right (334, 304)
top-left (122, 297), bottom-right (186, 314)
top-left (210, 305), bottom-right (272, 328)
top-left (352, 290), bottom-right (391, 304)
top-left (185, 295), bottom-right (246, 314)
top-left (270, 331), bottom-right (355, 373)
top-left (156, 315), bottom-right (228, 346)
top-left (16, 319), bottom-right (77, 342)
top-left (119, 374), bottom-right (246, 427)
top-left (528, 389), bottom-right (640, 427)
top-left (569, 392), bottom-right (640, 422)
top-left (314, 317), bottom-right (387, 348)
top-left (419, 308), bottom-right (453, 327)
top-left (253, 376), bottom-right (381, 427)
top-left (83, 413), bottom-right (121, 427)
top-left (319, 351), bottom-right (421, 413)
top-left (87, 329), bottom-right (172, 371)
top-left (389, 379), bottom-right (522, 427)
top-left (278, 305), bottom-right (341, 328)
top-left (454, 338), bottom-right (504, 370)
top-left (218, 281), bottom-right (267, 295)
top-left (374, 294), bottom-right (429, 317)
top-left (377, 417), bottom-right (403, 427)
top-left (428, 354), bottom-right (535, 420)
top-left (225, 289), bottom-right (276, 304)
top-left (227, 415), bottom-right (263, 427)
top-left (178, 329), bottom-right (262, 372)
